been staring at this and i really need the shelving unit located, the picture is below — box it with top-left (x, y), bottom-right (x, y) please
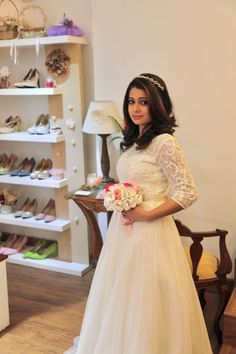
top-left (0, 36), bottom-right (90, 276)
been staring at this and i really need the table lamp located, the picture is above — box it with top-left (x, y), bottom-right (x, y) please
top-left (82, 100), bottom-right (121, 183)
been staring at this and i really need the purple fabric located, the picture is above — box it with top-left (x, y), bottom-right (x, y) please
top-left (47, 15), bottom-right (84, 37)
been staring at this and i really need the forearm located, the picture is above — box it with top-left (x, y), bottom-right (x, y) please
top-left (147, 199), bottom-right (183, 221)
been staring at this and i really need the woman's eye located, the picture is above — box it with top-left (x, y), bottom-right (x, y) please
top-left (128, 99), bottom-right (134, 105)
top-left (140, 100), bottom-right (148, 105)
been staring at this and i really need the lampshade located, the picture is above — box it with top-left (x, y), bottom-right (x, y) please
top-left (82, 100), bottom-right (121, 134)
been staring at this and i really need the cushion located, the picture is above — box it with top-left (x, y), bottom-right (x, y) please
top-left (183, 245), bottom-right (218, 280)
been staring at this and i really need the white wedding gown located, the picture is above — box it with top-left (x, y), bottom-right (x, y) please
top-left (65, 133), bottom-right (212, 354)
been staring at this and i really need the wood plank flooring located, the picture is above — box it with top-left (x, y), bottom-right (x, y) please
top-left (0, 263), bottom-right (221, 354)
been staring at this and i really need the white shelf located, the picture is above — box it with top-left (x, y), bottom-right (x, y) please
top-left (7, 254), bottom-right (91, 276)
top-left (0, 175), bottom-right (68, 188)
top-left (0, 88), bottom-right (63, 96)
top-left (0, 35), bottom-right (89, 48)
top-left (0, 132), bottom-right (65, 143)
top-left (0, 213), bottom-right (70, 232)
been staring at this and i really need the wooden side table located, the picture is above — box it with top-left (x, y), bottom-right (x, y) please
top-left (66, 191), bottom-right (112, 265)
top-left (0, 254), bottom-right (10, 332)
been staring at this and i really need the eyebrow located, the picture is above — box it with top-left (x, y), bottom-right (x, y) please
top-left (128, 96), bottom-right (147, 100)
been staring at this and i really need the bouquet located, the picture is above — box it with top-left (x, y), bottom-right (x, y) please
top-left (104, 182), bottom-right (143, 212)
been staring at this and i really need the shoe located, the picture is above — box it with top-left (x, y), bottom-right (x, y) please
top-left (30, 158), bottom-right (47, 179)
top-left (37, 159), bottom-right (53, 180)
top-left (14, 68), bottom-right (40, 88)
top-left (0, 153), bottom-right (17, 175)
top-left (27, 114), bottom-right (45, 134)
top-left (0, 233), bottom-right (17, 254)
top-left (2, 235), bottom-right (28, 255)
top-left (17, 157), bottom-right (36, 177)
top-left (14, 198), bottom-right (31, 218)
top-left (23, 239), bottom-right (48, 258)
top-left (0, 116), bottom-right (22, 133)
top-left (25, 242), bottom-right (58, 260)
top-left (36, 114), bottom-right (50, 134)
top-left (21, 199), bottom-right (37, 219)
top-left (35, 198), bottom-right (54, 220)
top-left (0, 153), bottom-right (8, 166)
top-left (10, 157), bottom-right (29, 176)
top-left (44, 199), bottom-right (56, 223)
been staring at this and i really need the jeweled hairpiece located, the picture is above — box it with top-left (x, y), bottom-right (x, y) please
top-left (136, 75), bottom-right (164, 91)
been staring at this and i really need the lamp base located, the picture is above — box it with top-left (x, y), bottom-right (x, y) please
top-left (102, 176), bottom-right (115, 184)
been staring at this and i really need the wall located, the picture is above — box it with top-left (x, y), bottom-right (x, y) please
top-left (92, 0), bottom-right (236, 274)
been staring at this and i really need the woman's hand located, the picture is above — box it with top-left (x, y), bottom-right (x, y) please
top-left (122, 206), bottom-right (150, 224)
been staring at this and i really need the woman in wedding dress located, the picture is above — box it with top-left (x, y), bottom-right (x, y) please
top-left (65, 73), bottom-right (212, 354)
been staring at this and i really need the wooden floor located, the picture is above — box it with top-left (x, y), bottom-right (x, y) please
top-left (0, 263), bottom-right (221, 354)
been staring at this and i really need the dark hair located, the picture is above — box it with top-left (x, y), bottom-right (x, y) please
top-left (120, 73), bottom-right (177, 151)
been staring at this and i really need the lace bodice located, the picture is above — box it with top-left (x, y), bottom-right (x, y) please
top-left (116, 133), bottom-right (197, 209)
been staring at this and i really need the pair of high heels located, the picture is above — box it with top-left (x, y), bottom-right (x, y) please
top-left (10, 157), bottom-right (36, 177)
top-left (0, 234), bottom-right (28, 255)
top-left (23, 240), bottom-right (58, 260)
top-left (14, 68), bottom-right (40, 88)
top-left (35, 199), bottom-right (56, 223)
top-left (0, 116), bottom-right (22, 133)
top-left (15, 198), bottom-right (37, 219)
top-left (28, 114), bottom-right (50, 134)
top-left (0, 153), bottom-right (17, 175)
top-left (30, 158), bottom-right (53, 180)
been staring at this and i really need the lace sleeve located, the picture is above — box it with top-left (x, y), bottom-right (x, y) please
top-left (156, 136), bottom-right (198, 209)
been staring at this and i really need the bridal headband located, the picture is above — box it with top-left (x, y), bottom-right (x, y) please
top-left (136, 75), bottom-right (164, 91)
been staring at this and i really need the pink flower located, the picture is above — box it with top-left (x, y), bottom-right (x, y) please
top-left (113, 189), bottom-right (121, 200)
top-left (123, 182), bottom-right (133, 187)
top-left (104, 183), bottom-right (115, 193)
top-left (133, 185), bottom-right (141, 192)
top-left (95, 176), bottom-right (103, 184)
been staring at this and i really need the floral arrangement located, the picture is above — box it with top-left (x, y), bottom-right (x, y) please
top-left (47, 14), bottom-right (84, 37)
top-left (45, 49), bottom-right (70, 76)
top-left (104, 182), bottom-right (143, 212)
top-left (0, 189), bottom-right (18, 206)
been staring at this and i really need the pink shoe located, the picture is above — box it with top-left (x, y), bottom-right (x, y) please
top-left (3, 235), bottom-right (28, 255)
top-left (0, 234), bottom-right (17, 253)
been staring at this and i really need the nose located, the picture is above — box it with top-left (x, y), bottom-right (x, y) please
top-left (133, 102), bottom-right (140, 112)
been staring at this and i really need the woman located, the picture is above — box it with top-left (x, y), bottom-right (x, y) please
top-left (65, 73), bottom-right (212, 354)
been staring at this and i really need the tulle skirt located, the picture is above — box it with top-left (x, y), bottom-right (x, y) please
top-left (65, 211), bottom-right (212, 354)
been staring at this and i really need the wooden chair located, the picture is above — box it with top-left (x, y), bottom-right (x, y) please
top-left (174, 219), bottom-right (232, 344)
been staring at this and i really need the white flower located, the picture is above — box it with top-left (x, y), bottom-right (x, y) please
top-left (0, 66), bottom-right (10, 79)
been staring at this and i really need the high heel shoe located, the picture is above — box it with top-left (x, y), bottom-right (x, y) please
top-left (17, 157), bottom-right (36, 177)
top-left (23, 239), bottom-right (48, 259)
top-left (0, 153), bottom-right (17, 175)
top-left (35, 198), bottom-right (54, 220)
top-left (21, 198), bottom-right (37, 219)
top-left (24, 242), bottom-right (58, 260)
top-left (0, 234), bottom-right (17, 254)
top-left (14, 197), bottom-right (30, 218)
top-left (27, 114), bottom-right (49, 134)
top-left (2, 235), bottom-right (28, 255)
top-left (30, 158), bottom-right (47, 179)
top-left (14, 68), bottom-right (40, 88)
top-left (10, 157), bottom-right (29, 176)
top-left (45, 199), bottom-right (56, 223)
top-left (38, 159), bottom-right (53, 180)
top-left (0, 116), bottom-right (22, 133)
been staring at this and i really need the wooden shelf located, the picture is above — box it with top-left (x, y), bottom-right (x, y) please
top-left (0, 175), bottom-right (68, 189)
top-left (0, 35), bottom-right (89, 48)
top-left (0, 88), bottom-right (63, 96)
top-left (0, 132), bottom-right (65, 143)
top-left (7, 254), bottom-right (90, 276)
top-left (0, 213), bottom-right (70, 232)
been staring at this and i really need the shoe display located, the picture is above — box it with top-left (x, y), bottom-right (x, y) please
top-left (14, 68), bottom-right (40, 88)
top-left (24, 242), bottom-right (58, 260)
top-left (2, 235), bottom-right (28, 255)
top-left (21, 199), bottom-right (37, 219)
top-left (23, 239), bottom-right (48, 259)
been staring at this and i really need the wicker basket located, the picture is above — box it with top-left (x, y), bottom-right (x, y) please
top-left (0, 0), bottom-right (19, 40)
top-left (19, 5), bottom-right (47, 39)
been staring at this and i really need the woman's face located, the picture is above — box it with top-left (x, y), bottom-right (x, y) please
top-left (128, 87), bottom-right (152, 134)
